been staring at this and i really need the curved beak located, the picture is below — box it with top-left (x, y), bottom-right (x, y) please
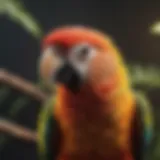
top-left (54, 62), bottom-right (82, 93)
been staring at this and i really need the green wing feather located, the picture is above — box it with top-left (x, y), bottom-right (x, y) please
top-left (135, 91), bottom-right (154, 147)
top-left (37, 96), bottom-right (61, 160)
top-left (131, 91), bottom-right (154, 160)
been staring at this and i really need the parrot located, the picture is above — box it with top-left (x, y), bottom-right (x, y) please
top-left (37, 26), bottom-right (153, 160)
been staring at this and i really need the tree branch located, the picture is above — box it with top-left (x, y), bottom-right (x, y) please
top-left (0, 68), bottom-right (48, 102)
top-left (0, 118), bottom-right (37, 142)
top-left (0, 69), bottom-right (50, 143)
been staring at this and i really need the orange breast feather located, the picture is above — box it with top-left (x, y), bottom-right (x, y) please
top-left (54, 88), bottom-right (135, 160)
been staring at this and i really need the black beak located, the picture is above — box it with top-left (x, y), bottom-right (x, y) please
top-left (54, 62), bottom-right (82, 93)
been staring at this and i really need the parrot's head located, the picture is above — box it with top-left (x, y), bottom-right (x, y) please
top-left (39, 26), bottom-right (130, 100)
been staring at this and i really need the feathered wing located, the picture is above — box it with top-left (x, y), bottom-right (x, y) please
top-left (131, 93), bottom-right (154, 160)
top-left (37, 96), bottom-right (62, 160)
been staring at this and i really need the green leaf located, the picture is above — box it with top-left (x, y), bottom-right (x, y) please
top-left (129, 64), bottom-right (160, 89)
top-left (150, 21), bottom-right (160, 36)
top-left (0, 0), bottom-right (43, 39)
top-left (8, 96), bottom-right (30, 117)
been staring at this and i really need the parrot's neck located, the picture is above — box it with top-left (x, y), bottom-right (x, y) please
top-left (56, 86), bottom-right (135, 123)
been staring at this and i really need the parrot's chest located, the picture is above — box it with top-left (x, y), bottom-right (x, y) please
top-left (59, 107), bottom-right (132, 160)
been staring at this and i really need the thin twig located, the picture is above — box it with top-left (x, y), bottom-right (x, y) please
top-left (0, 69), bottom-right (50, 143)
top-left (0, 118), bottom-right (37, 142)
top-left (0, 68), bottom-right (48, 102)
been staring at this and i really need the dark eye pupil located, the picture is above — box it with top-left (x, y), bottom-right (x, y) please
top-left (79, 46), bottom-right (89, 57)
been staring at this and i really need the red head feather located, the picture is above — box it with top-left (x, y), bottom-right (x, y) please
top-left (42, 26), bottom-right (110, 51)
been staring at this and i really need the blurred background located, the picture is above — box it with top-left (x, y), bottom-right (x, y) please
top-left (0, 0), bottom-right (159, 160)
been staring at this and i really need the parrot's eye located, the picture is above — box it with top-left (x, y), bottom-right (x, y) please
top-left (68, 43), bottom-right (97, 79)
top-left (76, 45), bottom-right (90, 61)
top-left (70, 43), bottom-right (96, 62)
